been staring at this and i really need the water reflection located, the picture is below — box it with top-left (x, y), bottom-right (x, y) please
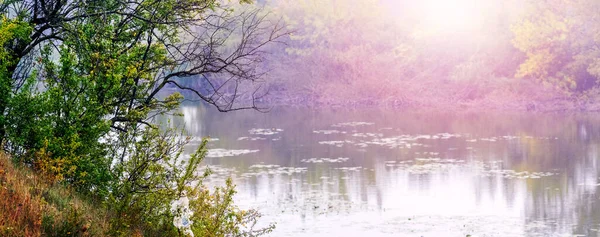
top-left (166, 105), bottom-right (600, 236)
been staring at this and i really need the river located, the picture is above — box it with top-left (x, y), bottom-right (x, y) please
top-left (170, 105), bottom-right (600, 236)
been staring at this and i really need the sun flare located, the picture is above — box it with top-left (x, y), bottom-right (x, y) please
top-left (411, 0), bottom-right (486, 33)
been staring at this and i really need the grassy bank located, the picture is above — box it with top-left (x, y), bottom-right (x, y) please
top-left (0, 152), bottom-right (110, 237)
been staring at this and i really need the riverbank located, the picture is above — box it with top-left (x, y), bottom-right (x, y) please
top-left (257, 79), bottom-right (600, 112)
top-left (257, 96), bottom-right (600, 112)
top-left (0, 153), bottom-right (109, 236)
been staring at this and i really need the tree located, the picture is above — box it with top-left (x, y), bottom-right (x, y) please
top-left (263, 0), bottom-right (526, 106)
top-left (0, 0), bottom-right (286, 145)
top-left (1, 0), bottom-right (285, 235)
top-left (1, 0), bottom-right (285, 187)
top-left (511, 0), bottom-right (600, 91)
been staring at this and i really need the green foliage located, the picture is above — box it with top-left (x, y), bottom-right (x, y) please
top-left (189, 178), bottom-right (275, 237)
top-left (42, 207), bottom-right (86, 237)
top-left (4, 44), bottom-right (114, 195)
top-left (0, 16), bottom-right (32, 147)
top-left (107, 126), bottom-right (198, 236)
top-left (1, 0), bottom-right (276, 235)
top-left (105, 126), bottom-right (273, 237)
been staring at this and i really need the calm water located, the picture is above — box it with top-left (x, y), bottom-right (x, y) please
top-left (170, 105), bottom-right (600, 237)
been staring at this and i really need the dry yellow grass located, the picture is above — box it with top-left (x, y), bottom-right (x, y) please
top-left (0, 152), bottom-right (109, 236)
top-left (0, 152), bottom-right (43, 236)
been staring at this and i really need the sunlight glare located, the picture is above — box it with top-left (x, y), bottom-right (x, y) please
top-left (415, 0), bottom-right (484, 33)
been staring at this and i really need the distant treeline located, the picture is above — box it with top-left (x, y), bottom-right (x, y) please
top-left (175, 0), bottom-right (600, 111)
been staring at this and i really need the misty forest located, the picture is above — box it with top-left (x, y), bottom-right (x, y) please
top-left (2, 0), bottom-right (600, 236)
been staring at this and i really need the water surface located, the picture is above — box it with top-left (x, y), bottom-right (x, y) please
top-left (172, 105), bottom-right (600, 237)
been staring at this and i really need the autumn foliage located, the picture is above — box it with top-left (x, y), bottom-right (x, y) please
top-left (252, 0), bottom-right (600, 110)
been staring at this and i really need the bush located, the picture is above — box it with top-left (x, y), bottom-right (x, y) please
top-left (105, 126), bottom-right (274, 236)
